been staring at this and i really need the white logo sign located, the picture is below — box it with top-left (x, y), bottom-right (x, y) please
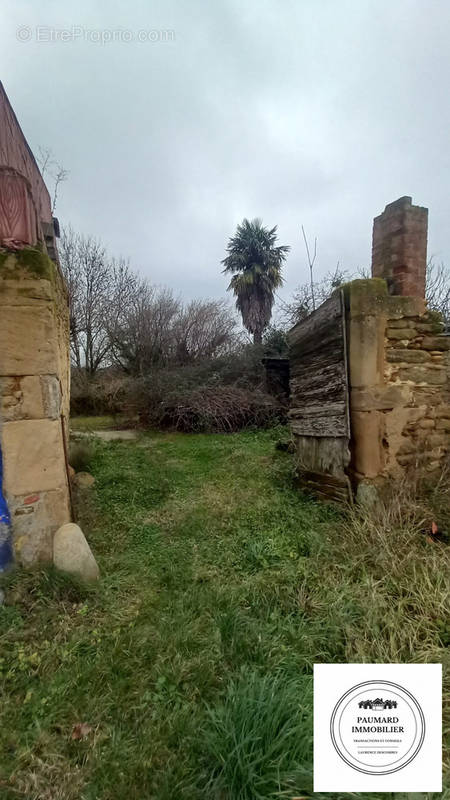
top-left (314, 664), bottom-right (442, 792)
top-left (330, 679), bottom-right (425, 774)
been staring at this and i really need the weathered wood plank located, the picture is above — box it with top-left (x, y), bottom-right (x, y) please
top-left (293, 434), bottom-right (350, 476)
top-left (289, 401), bottom-right (346, 418)
top-left (288, 292), bottom-right (342, 348)
top-left (288, 290), bottom-right (349, 439)
top-left (290, 415), bottom-right (348, 437)
top-left (290, 370), bottom-right (346, 398)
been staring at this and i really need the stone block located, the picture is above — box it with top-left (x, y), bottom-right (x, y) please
top-left (396, 453), bottom-right (420, 466)
top-left (386, 319), bottom-right (415, 329)
top-left (386, 328), bottom-right (417, 340)
top-left (11, 488), bottom-right (70, 566)
top-left (385, 296), bottom-right (426, 319)
top-left (416, 322), bottom-right (443, 333)
top-left (397, 365), bottom-right (447, 385)
top-left (20, 376), bottom-right (45, 419)
top-left (405, 406), bottom-right (427, 424)
top-left (351, 384), bottom-right (411, 411)
top-left (418, 418), bottom-right (435, 429)
top-left (387, 349), bottom-right (430, 364)
top-left (0, 277), bottom-right (54, 305)
top-left (40, 375), bottom-right (61, 418)
top-left (348, 314), bottom-right (385, 388)
top-left (436, 418), bottom-right (450, 431)
top-left (351, 410), bottom-right (382, 477)
top-left (427, 434), bottom-right (448, 448)
top-left (420, 336), bottom-right (450, 351)
top-left (384, 406), bottom-right (410, 461)
top-left (2, 418), bottom-right (68, 495)
top-left (343, 279), bottom-right (388, 318)
top-left (412, 386), bottom-right (442, 405)
top-left (396, 448), bottom-right (441, 467)
top-left (397, 437), bottom-right (417, 455)
top-left (0, 305), bottom-right (58, 375)
top-left (435, 405), bottom-right (450, 418)
top-left (0, 377), bottom-right (21, 420)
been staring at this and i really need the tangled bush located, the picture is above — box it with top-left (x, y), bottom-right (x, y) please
top-left (139, 384), bottom-right (285, 432)
top-left (70, 346), bottom-right (287, 433)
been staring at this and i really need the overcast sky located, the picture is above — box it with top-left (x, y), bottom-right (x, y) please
top-left (2, 0), bottom-right (449, 307)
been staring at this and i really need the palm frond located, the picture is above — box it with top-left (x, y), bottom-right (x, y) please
top-left (222, 218), bottom-right (288, 340)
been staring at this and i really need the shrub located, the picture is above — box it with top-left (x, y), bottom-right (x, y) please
top-left (70, 345), bottom-right (287, 432)
top-left (140, 384), bottom-right (285, 432)
top-left (71, 368), bottom-right (129, 416)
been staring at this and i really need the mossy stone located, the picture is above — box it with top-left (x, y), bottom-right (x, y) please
top-left (0, 247), bottom-right (55, 282)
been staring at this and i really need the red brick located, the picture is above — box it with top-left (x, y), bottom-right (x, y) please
top-left (24, 494), bottom-right (40, 505)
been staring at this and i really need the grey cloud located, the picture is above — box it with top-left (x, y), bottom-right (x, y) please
top-left (1, 0), bottom-right (449, 305)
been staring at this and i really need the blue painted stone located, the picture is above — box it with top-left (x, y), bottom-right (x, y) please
top-left (0, 445), bottom-right (13, 571)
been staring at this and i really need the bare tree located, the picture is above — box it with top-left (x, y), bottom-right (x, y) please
top-left (301, 225), bottom-right (317, 312)
top-left (173, 299), bottom-right (239, 364)
top-left (59, 227), bottom-right (112, 374)
top-left (60, 225), bottom-right (242, 377)
top-left (108, 287), bottom-right (239, 376)
top-left (426, 258), bottom-right (450, 329)
top-left (58, 226), bottom-right (83, 368)
top-left (107, 281), bottom-right (180, 375)
top-left (280, 265), bottom-right (351, 327)
top-left (51, 165), bottom-right (69, 213)
top-left (36, 147), bottom-right (69, 213)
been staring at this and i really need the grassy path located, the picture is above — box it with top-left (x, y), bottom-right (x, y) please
top-left (1, 428), bottom-right (448, 799)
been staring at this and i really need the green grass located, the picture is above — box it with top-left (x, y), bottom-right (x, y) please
top-left (0, 428), bottom-right (449, 799)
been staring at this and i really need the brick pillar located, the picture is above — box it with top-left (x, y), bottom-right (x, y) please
top-left (371, 196), bottom-right (428, 298)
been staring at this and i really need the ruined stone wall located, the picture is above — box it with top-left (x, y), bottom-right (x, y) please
top-left (0, 248), bottom-right (71, 564)
top-left (289, 195), bottom-right (450, 502)
top-left (345, 279), bottom-right (450, 498)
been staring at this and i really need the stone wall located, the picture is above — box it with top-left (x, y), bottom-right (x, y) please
top-left (345, 280), bottom-right (450, 498)
top-left (0, 248), bottom-right (71, 564)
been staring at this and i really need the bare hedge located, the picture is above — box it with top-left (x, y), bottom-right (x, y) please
top-left (143, 384), bottom-right (285, 432)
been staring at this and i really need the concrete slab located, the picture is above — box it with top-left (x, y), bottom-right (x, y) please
top-left (93, 430), bottom-right (139, 441)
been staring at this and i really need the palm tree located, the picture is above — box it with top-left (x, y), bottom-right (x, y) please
top-left (222, 218), bottom-right (289, 344)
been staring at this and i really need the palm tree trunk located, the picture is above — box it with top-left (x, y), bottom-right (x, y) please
top-left (253, 331), bottom-right (262, 345)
